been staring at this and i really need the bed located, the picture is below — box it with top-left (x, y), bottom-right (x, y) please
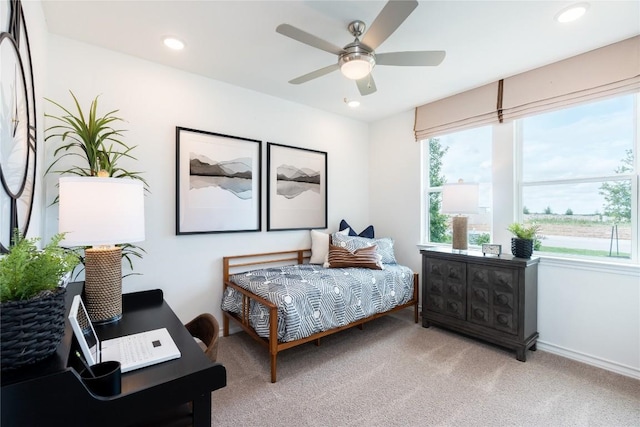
top-left (221, 234), bottom-right (418, 382)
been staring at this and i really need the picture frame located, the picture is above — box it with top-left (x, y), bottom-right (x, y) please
top-left (176, 127), bottom-right (261, 234)
top-left (267, 142), bottom-right (327, 231)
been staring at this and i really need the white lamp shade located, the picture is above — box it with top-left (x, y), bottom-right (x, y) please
top-left (340, 58), bottom-right (373, 80)
top-left (58, 177), bottom-right (145, 246)
top-left (441, 181), bottom-right (479, 214)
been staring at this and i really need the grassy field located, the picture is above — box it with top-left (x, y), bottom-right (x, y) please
top-left (540, 246), bottom-right (630, 258)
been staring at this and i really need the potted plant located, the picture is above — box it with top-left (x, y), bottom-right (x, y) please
top-left (0, 231), bottom-right (80, 370)
top-left (44, 91), bottom-right (147, 273)
top-left (44, 90), bottom-right (147, 186)
top-left (507, 222), bottom-right (541, 258)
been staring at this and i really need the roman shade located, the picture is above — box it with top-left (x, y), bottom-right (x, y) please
top-left (501, 35), bottom-right (640, 122)
top-left (414, 81), bottom-right (501, 141)
top-left (414, 35), bottom-right (640, 141)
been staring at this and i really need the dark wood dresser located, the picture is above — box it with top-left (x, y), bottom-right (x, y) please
top-left (421, 247), bottom-right (539, 361)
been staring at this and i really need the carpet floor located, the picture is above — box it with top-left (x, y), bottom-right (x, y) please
top-left (211, 309), bottom-right (639, 426)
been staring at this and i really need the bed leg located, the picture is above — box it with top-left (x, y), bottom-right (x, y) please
top-left (314, 338), bottom-right (321, 346)
top-left (270, 353), bottom-right (277, 383)
top-left (358, 323), bottom-right (364, 330)
top-left (223, 313), bottom-right (229, 337)
top-left (269, 305), bottom-right (278, 383)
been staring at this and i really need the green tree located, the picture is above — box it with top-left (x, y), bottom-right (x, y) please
top-left (565, 208), bottom-right (573, 215)
top-left (429, 138), bottom-right (449, 242)
top-left (523, 206), bottom-right (530, 214)
top-left (599, 149), bottom-right (633, 223)
top-left (544, 206), bottom-right (553, 214)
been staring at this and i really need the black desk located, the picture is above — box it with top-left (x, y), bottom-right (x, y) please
top-left (1, 283), bottom-right (226, 427)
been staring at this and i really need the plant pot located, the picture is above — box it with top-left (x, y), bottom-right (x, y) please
top-left (1, 287), bottom-right (67, 370)
top-left (511, 238), bottom-right (534, 258)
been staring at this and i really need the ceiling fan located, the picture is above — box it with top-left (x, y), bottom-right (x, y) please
top-left (276, 0), bottom-right (446, 96)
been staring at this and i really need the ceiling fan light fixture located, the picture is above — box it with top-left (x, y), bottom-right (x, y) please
top-left (339, 53), bottom-right (375, 80)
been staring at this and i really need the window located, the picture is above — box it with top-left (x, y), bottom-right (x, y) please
top-left (421, 93), bottom-right (639, 264)
top-left (518, 95), bottom-right (637, 260)
top-left (423, 126), bottom-right (492, 245)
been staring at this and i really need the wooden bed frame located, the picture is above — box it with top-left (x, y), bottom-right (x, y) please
top-left (222, 249), bottom-right (419, 383)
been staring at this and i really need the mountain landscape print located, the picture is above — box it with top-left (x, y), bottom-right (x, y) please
top-left (190, 154), bottom-right (253, 200)
top-left (276, 164), bottom-right (321, 199)
top-left (267, 143), bottom-right (326, 231)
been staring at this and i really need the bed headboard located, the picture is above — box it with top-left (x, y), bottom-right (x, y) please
top-left (223, 249), bottom-right (312, 282)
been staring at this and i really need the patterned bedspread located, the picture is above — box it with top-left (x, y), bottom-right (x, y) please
top-left (221, 263), bottom-right (414, 342)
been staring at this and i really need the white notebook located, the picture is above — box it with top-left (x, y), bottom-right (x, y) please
top-left (69, 295), bottom-right (181, 373)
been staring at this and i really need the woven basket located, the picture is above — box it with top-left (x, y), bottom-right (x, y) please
top-left (511, 238), bottom-right (534, 259)
top-left (1, 287), bottom-right (67, 371)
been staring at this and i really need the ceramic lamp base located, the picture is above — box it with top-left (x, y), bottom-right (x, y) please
top-left (85, 246), bottom-right (122, 324)
top-left (451, 216), bottom-right (468, 250)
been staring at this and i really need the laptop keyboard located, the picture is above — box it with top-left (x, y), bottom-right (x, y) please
top-left (119, 335), bottom-right (153, 365)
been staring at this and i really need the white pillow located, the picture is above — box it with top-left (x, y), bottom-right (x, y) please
top-left (310, 230), bottom-right (329, 264)
top-left (310, 228), bottom-right (350, 265)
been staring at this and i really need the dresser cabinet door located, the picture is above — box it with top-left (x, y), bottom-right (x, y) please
top-left (425, 258), bottom-right (466, 319)
top-left (467, 265), bottom-right (518, 334)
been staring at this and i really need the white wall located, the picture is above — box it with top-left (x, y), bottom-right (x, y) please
top-left (369, 110), bottom-right (640, 379)
top-left (369, 110), bottom-right (422, 274)
top-left (41, 34), bottom-right (370, 324)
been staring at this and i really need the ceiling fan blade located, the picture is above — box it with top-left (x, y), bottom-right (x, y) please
top-left (289, 64), bottom-right (340, 85)
top-left (376, 51), bottom-right (446, 66)
top-left (356, 74), bottom-right (377, 96)
top-left (276, 24), bottom-right (344, 56)
top-left (361, 0), bottom-right (418, 51)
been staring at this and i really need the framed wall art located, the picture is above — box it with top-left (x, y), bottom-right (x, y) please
top-left (267, 143), bottom-right (327, 231)
top-left (176, 127), bottom-right (261, 234)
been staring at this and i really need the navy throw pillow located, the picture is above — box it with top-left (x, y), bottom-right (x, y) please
top-left (339, 219), bottom-right (375, 239)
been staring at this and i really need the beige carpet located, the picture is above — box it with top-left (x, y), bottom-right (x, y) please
top-left (211, 309), bottom-right (639, 426)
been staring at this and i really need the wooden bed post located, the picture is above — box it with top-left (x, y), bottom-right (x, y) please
top-left (222, 281), bottom-right (230, 337)
top-left (269, 305), bottom-right (278, 383)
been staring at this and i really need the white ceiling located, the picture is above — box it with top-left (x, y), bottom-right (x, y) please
top-left (40, 1), bottom-right (640, 123)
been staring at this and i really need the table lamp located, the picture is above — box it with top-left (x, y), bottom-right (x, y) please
top-left (441, 179), bottom-right (479, 251)
top-left (58, 177), bottom-right (145, 324)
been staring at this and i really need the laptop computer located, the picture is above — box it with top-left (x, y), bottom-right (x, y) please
top-left (69, 295), bottom-right (181, 373)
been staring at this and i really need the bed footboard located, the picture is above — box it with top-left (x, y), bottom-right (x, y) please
top-left (222, 249), bottom-right (419, 383)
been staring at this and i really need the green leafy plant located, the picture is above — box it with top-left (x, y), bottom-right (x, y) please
top-left (44, 91), bottom-right (148, 276)
top-left (507, 222), bottom-right (541, 240)
top-left (0, 231), bottom-right (80, 302)
top-left (44, 90), bottom-right (147, 187)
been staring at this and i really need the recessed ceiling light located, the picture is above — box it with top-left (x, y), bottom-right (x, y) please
top-left (344, 98), bottom-right (360, 108)
top-left (163, 36), bottom-right (185, 50)
top-left (555, 3), bottom-right (589, 23)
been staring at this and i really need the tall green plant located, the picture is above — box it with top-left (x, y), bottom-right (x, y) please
top-left (429, 138), bottom-right (450, 242)
top-left (44, 91), bottom-right (148, 276)
top-left (44, 91), bottom-right (147, 186)
top-left (599, 149), bottom-right (633, 223)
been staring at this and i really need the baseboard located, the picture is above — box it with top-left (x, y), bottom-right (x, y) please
top-left (537, 340), bottom-right (640, 380)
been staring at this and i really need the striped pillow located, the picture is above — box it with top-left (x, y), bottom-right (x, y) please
top-left (327, 244), bottom-right (383, 270)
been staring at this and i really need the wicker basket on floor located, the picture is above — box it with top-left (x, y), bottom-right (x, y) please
top-left (0, 287), bottom-right (67, 371)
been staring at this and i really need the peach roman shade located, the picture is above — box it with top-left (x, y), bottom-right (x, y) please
top-left (414, 35), bottom-right (640, 141)
top-left (414, 81), bottom-right (501, 141)
top-left (501, 35), bottom-right (640, 122)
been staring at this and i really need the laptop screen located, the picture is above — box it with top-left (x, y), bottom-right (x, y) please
top-left (69, 295), bottom-right (100, 365)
